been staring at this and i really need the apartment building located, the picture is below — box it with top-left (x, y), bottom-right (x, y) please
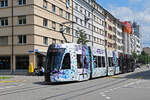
top-left (115, 20), bottom-right (123, 54)
top-left (72, 0), bottom-right (105, 48)
top-left (92, 1), bottom-right (105, 48)
top-left (104, 10), bottom-right (116, 52)
top-left (0, 0), bottom-right (72, 74)
top-left (73, 0), bottom-right (93, 46)
top-left (132, 22), bottom-right (142, 55)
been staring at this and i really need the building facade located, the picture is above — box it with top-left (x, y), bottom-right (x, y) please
top-left (72, 0), bottom-right (105, 48)
top-left (0, 0), bottom-right (142, 74)
top-left (132, 22), bottom-right (142, 55)
top-left (104, 11), bottom-right (116, 52)
top-left (115, 20), bottom-right (123, 54)
top-left (72, 0), bottom-right (93, 46)
top-left (0, 0), bottom-right (73, 74)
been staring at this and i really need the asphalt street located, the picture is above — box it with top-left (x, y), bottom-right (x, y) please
top-left (0, 67), bottom-right (150, 100)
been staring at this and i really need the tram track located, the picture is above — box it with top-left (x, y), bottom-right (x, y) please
top-left (0, 77), bottom-right (119, 97)
top-left (41, 78), bottom-right (132, 100)
top-left (0, 75), bottom-right (137, 99)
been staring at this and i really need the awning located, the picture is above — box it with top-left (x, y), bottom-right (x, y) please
top-left (36, 52), bottom-right (47, 56)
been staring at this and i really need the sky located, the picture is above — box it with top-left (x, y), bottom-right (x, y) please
top-left (97, 0), bottom-right (150, 47)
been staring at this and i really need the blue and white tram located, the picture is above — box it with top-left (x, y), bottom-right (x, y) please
top-left (45, 43), bottom-right (108, 82)
top-left (44, 43), bottom-right (133, 82)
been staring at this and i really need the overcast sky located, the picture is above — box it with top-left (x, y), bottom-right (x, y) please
top-left (97, 0), bottom-right (150, 47)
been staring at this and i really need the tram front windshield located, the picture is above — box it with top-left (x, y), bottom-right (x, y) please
top-left (46, 48), bottom-right (65, 72)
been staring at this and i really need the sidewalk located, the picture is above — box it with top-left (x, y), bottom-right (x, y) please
top-left (0, 75), bottom-right (44, 83)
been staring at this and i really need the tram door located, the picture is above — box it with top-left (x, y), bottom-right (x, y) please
top-left (77, 46), bottom-right (90, 80)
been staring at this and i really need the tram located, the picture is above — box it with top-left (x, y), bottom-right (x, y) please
top-left (44, 43), bottom-right (135, 82)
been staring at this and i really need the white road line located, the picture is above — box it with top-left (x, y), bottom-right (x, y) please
top-left (0, 88), bottom-right (4, 90)
top-left (106, 97), bottom-right (111, 99)
top-left (102, 94), bottom-right (106, 97)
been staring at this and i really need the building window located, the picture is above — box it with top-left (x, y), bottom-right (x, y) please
top-left (0, 0), bottom-right (8, 8)
top-left (52, 4), bottom-right (56, 13)
top-left (59, 40), bottom-right (63, 43)
top-left (66, 0), bottom-right (70, 8)
top-left (88, 12), bottom-right (90, 17)
top-left (88, 23), bottom-right (90, 29)
top-left (43, 0), bottom-right (47, 9)
top-left (59, 8), bottom-right (63, 16)
top-left (18, 35), bottom-right (26, 44)
top-left (66, 12), bottom-right (70, 20)
top-left (80, 6), bottom-right (83, 13)
top-left (43, 18), bottom-right (48, 27)
top-left (18, 16), bottom-right (26, 25)
top-left (18, 0), bottom-right (26, 5)
top-left (43, 37), bottom-right (48, 45)
top-left (75, 30), bottom-right (78, 37)
top-left (0, 56), bottom-right (10, 70)
top-left (16, 56), bottom-right (29, 69)
top-left (52, 21), bottom-right (56, 30)
top-left (0, 17), bottom-right (8, 26)
top-left (52, 39), bottom-right (56, 44)
top-left (75, 3), bottom-right (78, 10)
top-left (59, 24), bottom-right (63, 31)
top-left (80, 19), bottom-right (83, 25)
top-left (0, 36), bottom-right (8, 45)
top-left (75, 16), bottom-right (78, 23)
top-left (66, 27), bottom-right (70, 34)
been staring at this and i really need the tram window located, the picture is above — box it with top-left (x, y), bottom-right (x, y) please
top-left (62, 53), bottom-right (71, 69)
top-left (94, 56), bottom-right (98, 68)
top-left (98, 56), bottom-right (102, 68)
top-left (108, 57), bottom-right (113, 67)
top-left (102, 57), bottom-right (105, 67)
top-left (77, 54), bottom-right (83, 68)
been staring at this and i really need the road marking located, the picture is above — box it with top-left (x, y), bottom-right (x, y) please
top-left (0, 80), bottom-right (24, 83)
top-left (102, 94), bottom-right (106, 97)
top-left (106, 97), bottom-right (111, 99)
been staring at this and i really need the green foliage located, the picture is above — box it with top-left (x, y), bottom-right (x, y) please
top-left (132, 52), bottom-right (137, 59)
top-left (77, 28), bottom-right (89, 45)
top-left (136, 51), bottom-right (150, 64)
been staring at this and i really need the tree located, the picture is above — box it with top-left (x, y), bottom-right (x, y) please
top-left (77, 28), bottom-right (89, 45)
top-left (132, 52), bottom-right (137, 59)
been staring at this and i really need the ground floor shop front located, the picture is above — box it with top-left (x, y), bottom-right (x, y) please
top-left (0, 53), bottom-right (46, 75)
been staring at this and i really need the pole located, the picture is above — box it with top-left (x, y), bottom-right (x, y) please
top-left (11, 0), bottom-right (14, 74)
top-left (72, 0), bottom-right (74, 43)
top-left (91, 1), bottom-right (94, 47)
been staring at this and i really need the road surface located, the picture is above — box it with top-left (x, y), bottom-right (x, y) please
top-left (0, 67), bottom-right (150, 100)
